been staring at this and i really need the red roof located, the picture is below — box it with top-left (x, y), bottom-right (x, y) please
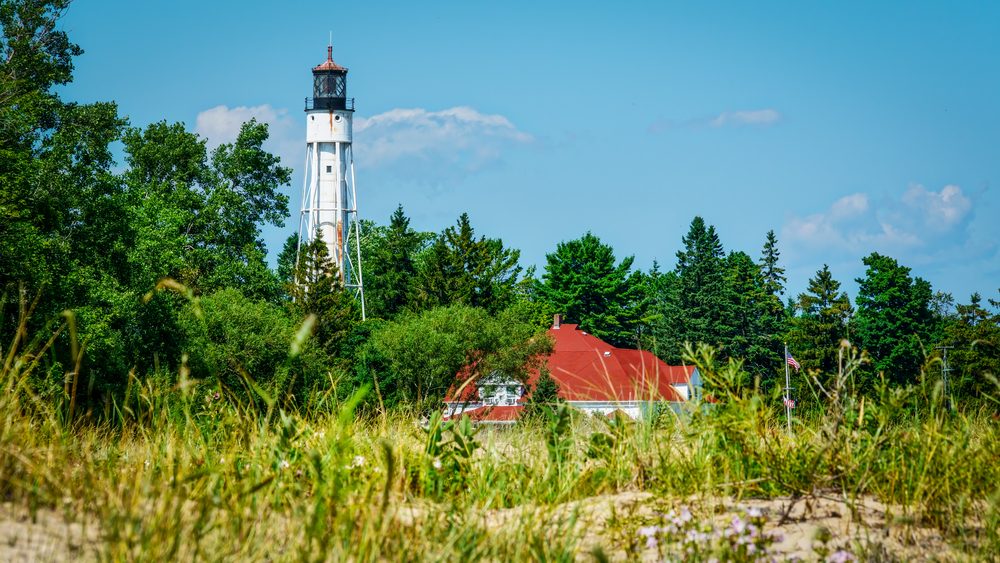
top-left (536, 324), bottom-right (691, 402)
top-left (444, 405), bottom-right (521, 423)
top-left (313, 46), bottom-right (347, 72)
top-left (445, 324), bottom-right (694, 404)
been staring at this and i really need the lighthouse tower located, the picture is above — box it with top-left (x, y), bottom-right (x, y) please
top-left (297, 44), bottom-right (365, 318)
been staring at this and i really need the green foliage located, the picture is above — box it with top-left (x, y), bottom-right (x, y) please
top-left (286, 230), bottom-right (359, 358)
top-left (415, 213), bottom-right (521, 314)
top-left (177, 288), bottom-right (326, 406)
top-left (536, 232), bottom-right (644, 347)
top-left (357, 304), bottom-right (552, 410)
top-left (421, 410), bottom-right (481, 498)
top-left (121, 119), bottom-right (289, 299)
top-left (523, 366), bottom-right (562, 420)
top-left (787, 265), bottom-right (853, 381)
top-left (361, 205), bottom-right (429, 318)
top-left (937, 291), bottom-right (1000, 401)
top-left (544, 403), bottom-right (574, 468)
top-left (854, 253), bottom-right (933, 385)
top-left (724, 251), bottom-right (778, 380)
top-left (649, 217), bottom-right (732, 362)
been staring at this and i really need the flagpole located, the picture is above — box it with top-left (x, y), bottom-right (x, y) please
top-left (784, 342), bottom-right (792, 435)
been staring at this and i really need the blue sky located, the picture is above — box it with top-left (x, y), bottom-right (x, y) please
top-left (61, 0), bottom-right (1000, 303)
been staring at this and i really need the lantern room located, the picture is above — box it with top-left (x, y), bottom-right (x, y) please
top-left (307, 46), bottom-right (352, 111)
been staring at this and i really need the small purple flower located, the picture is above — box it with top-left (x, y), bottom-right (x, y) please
top-left (679, 506), bottom-right (693, 523)
top-left (747, 506), bottom-right (762, 518)
top-left (637, 525), bottom-right (658, 538)
top-left (637, 526), bottom-right (658, 550)
top-left (827, 550), bottom-right (856, 563)
top-left (731, 515), bottom-right (747, 534)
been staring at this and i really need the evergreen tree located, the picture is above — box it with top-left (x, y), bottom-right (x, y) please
top-left (759, 230), bottom-right (786, 297)
top-left (938, 292), bottom-right (1000, 401)
top-left (646, 262), bottom-right (683, 361)
top-left (787, 265), bottom-right (853, 377)
top-left (523, 367), bottom-right (562, 420)
top-left (364, 205), bottom-right (424, 318)
top-left (756, 230), bottom-right (788, 366)
top-left (288, 231), bottom-right (358, 357)
top-left (854, 253), bottom-right (933, 385)
top-left (670, 217), bottom-right (732, 356)
top-left (535, 232), bottom-right (644, 347)
top-left (724, 251), bottom-right (774, 376)
top-left (415, 213), bottom-right (521, 314)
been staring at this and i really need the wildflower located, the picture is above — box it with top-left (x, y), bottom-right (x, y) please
top-left (351, 455), bottom-right (366, 468)
top-left (747, 506), bottom-right (763, 518)
top-left (731, 516), bottom-right (747, 535)
top-left (827, 550), bottom-right (856, 563)
top-left (219, 457), bottom-right (225, 465)
top-left (280, 459), bottom-right (290, 470)
top-left (637, 525), bottom-right (658, 550)
top-left (144, 459), bottom-right (151, 469)
top-left (679, 506), bottom-right (693, 523)
top-left (432, 458), bottom-right (442, 470)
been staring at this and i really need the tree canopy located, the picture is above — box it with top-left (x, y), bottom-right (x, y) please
top-left (535, 232), bottom-right (644, 347)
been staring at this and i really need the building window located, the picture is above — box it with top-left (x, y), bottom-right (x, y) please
top-left (326, 165), bottom-right (333, 173)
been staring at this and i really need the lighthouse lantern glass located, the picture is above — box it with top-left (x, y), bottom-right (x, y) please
top-left (314, 73), bottom-right (346, 98)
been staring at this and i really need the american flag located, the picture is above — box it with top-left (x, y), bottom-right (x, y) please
top-left (785, 351), bottom-right (800, 371)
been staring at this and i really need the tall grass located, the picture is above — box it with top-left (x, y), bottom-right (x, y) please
top-left (1, 296), bottom-right (998, 560)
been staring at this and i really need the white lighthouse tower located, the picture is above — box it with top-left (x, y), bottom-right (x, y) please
top-left (297, 44), bottom-right (365, 318)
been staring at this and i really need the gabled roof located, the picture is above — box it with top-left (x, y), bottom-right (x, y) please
top-left (534, 324), bottom-right (692, 402)
top-left (445, 323), bottom-right (695, 405)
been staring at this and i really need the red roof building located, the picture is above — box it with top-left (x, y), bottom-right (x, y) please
top-left (444, 316), bottom-right (700, 424)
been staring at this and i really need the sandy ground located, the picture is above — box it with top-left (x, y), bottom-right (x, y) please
top-left (397, 491), bottom-right (974, 561)
top-left (0, 503), bottom-right (100, 562)
top-left (0, 493), bottom-right (979, 561)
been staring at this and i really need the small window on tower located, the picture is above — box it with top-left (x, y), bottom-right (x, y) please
top-left (326, 165), bottom-right (333, 173)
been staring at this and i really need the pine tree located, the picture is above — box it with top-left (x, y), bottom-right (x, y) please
top-left (364, 205), bottom-right (422, 318)
top-left (524, 367), bottom-right (563, 420)
top-left (670, 217), bottom-right (731, 355)
top-left (939, 292), bottom-right (1000, 400)
top-left (759, 230), bottom-right (786, 297)
top-left (854, 253), bottom-right (933, 385)
top-left (756, 230), bottom-right (788, 377)
top-left (535, 232), bottom-right (645, 347)
top-left (288, 231), bottom-right (359, 357)
top-left (415, 213), bottom-right (521, 314)
top-left (787, 265), bottom-right (853, 377)
top-left (724, 251), bottom-right (773, 376)
top-left (646, 262), bottom-right (683, 361)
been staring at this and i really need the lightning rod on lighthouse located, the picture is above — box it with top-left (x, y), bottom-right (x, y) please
top-left (297, 43), bottom-right (366, 319)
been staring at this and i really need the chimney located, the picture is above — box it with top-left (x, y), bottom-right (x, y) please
top-left (553, 314), bottom-right (561, 329)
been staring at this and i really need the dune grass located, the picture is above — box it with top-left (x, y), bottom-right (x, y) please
top-left (2, 305), bottom-right (999, 561)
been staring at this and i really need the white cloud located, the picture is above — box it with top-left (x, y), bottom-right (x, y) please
top-left (782, 184), bottom-right (986, 268)
top-left (709, 109), bottom-right (781, 127)
top-left (353, 106), bottom-right (533, 180)
top-left (195, 104), bottom-right (300, 168)
top-left (649, 108), bottom-right (781, 132)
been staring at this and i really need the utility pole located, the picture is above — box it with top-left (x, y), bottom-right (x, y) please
top-left (935, 345), bottom-right (954, 411)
